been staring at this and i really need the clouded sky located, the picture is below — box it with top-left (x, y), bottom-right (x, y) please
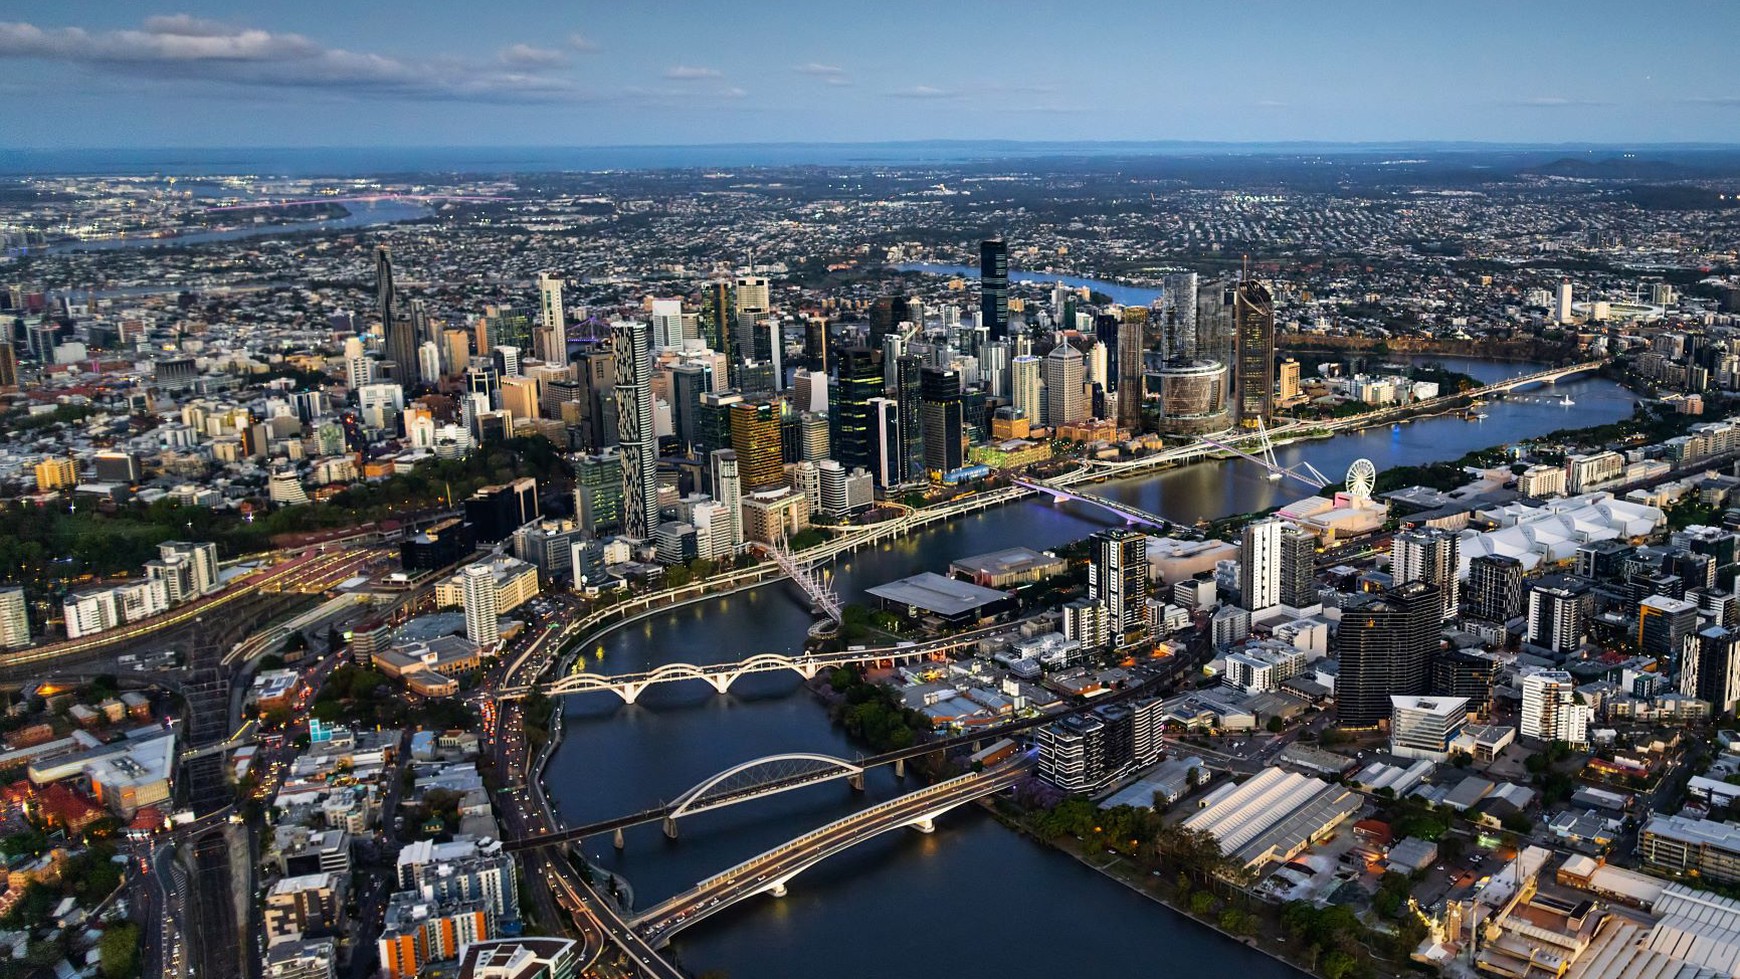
top-left (3, 0), bottom-right (1738, 148)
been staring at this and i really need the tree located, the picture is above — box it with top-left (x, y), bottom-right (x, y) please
top-left (99, 923), bottom-right (140, 978)
top-left (1321, 949), bottom-right (1358, 979)
top-left (1189, 891), bottom-right (1216, 915)
top-left (1266, 715), bottom-right (1286, 733)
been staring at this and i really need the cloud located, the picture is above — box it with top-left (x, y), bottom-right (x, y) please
top-left (1681, 95), bottom-right (1740, 106)
top-left (664, 65), bottom-right (722, 80)
top-left (1500, 96), bottom-right (1613, 107)
top-left (889, 84), bottom-right (957, 99)
top-left (567, 32), bottom-right (600, 53)
top-left (795, 63), bottom-right (850, 87)
top-left (498, 43), bottom-right (566, 68)
top-left (0, 15), bottom-right (593, 103)
top-left (718, 86), bottom-right (747, 99)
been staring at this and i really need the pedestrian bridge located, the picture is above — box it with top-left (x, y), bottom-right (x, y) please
top-left (1010, 477), bottom-right (1171, 530)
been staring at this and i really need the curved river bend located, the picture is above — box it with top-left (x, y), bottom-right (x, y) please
top-left (547, 358), bottom-right (1633, 978)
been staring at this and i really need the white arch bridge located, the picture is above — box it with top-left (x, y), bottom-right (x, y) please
top-left (507, 637), bottom-right (975, 704)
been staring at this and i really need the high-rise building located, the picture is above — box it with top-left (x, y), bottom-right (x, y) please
top-left (0, 586), bottom-right (29, 649)
top-left (1690, 625), bottom-right (1740, 713)
top-left (1640, 594), bottom-right (1699, 659)
top-left (1089, 529), bottom-right (1149, 641)
top-left (574, 450), bottom-right (623, 535)
top-left (1041, 343), bottom-right (1086, 427)
top-left (0, 342), bottom-right (17, 391)
top-left (709, 449), bottom-right (744, 552)
top-left (1525, 575), bottom-right (1590, 653)
top-left (1160, 271), bottom-right (1199, 359)
top-left (536, 272), bottom-right (566, 362)
top-left (896, 354), bottom-right (924, 482)
top-left (980, 239), bottom-right (1009, 341)
top-left (1239, 518), bottom-right (1285, 613)
top-left (1391, 528), bottom-right (1461, 620)
top-left (1233, 279), bottom-right (1275, 428)
top-left (1011, 354), bottom-right (1043, 427)
top-left (703, 281), bottom-right (735, 386)
top-left (729, 401), bottom-right (784, 491)
top-left (611, 320), bottom-right (659, 540)
top-left (1278, 527), bottom-right (1318, 610)
top-left (1520, 668), bottom-right (1590, 746)
top-left (461, 564), bottom-right (501, 647)
top-left (377, 245), bottom-right (420, 389)
top-left (866, 397), bottom-right (902, 488)
top-left (831, 347), bottom-right (883, 473)
top-left (868, 296), bottom-right (909, 352)
top-left (919, 367), bottom-right (964, 477)
top-left (1116, 307), bottom-right (1147, 433)
top-left (668, 361), bottom-right (711, 455)
top-left (1335, 582), bottom-right (1441, 728)
top-left (1466, 554), bottom-right (1524, 624)
top-left (1556, 280), bottom-right (1574, 326)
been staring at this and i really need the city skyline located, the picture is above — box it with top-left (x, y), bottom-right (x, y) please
top-left (3, 2), bottom-right (1740, 148)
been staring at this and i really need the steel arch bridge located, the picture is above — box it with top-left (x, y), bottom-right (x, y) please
top-left (668, 753), bottom-right (867, 820)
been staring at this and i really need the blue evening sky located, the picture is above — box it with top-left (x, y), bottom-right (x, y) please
top-left (2, 0), bottom-right (1737, 148)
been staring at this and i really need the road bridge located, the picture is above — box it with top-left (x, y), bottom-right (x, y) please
top-left (632, 756), bottom-right (1034, 946)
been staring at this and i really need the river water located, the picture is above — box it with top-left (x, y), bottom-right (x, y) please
top-left (29, 199), bottom-right (431, 254)
top-left (546, 350), bottom-right (1632, 976)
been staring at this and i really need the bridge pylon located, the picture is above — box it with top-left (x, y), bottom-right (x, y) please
top-left (663, 816), bottom-right (679, 840)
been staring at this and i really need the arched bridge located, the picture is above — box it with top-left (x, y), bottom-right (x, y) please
top-left (661, 753), bottom-right (866, 836)
top-left (633, 755), bottom-right (1035, 946)
top-left (511, 633), bottom-right (985, 703)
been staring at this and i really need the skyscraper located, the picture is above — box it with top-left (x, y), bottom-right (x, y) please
top-left (1011, 354), bottom-right (1043, 426)
top-left (574, 450), bottom-right (623, 535)
top-left (1391, 528), bottom-right (1461, 620)
top-left (831, 347), bottom-right (883, 473)
top-left (1089, 529), bottom-right (1149, 642)
top-left (461, 564), bottom-right (498, 648)
top-left (1525, 575), bottom-right (1590, 654)
top-left (1691, 626), bottom-right (1740, 712)
top-left (1278, 526), bottom-right (1318, 610)
top-left (1336, 582), bottom-right (1441, 728)
top-left (919, 367), bottom-right (964, 477)
top-left (0, 586), bottom-right (29, 649)
top-left (1233, 279), bottom-right (1275, 428)
top-left (611, 320), bottom-right (659, 540)
top-left (980, 239), bottom-right (1009, 341)
top-left (869, 296), bottom-right (909, 352)
top-left (536, 272), bottom-right (566, 362)
top-left (1240, 518), bottom-right (1285, 613)
top-left (703, 280), bottom-right (736, 387)
top-left (729, 401), bottom-right (784, 491)
top-left (1467, 554), bottom-right (1524, 624)
top-left (1159, 271), bottom-right (1199, 359)
top-left (1041, 343), bottom-right (1086, 427)
top-left (866, 397), bottom-right (902, 488)
top-left (1116, 307), bottom-right (1147, 433)
top-left (378, 245), bottom-right (420, 388)
top-left (709, 448), bottom-right (744, 553)
top-left (896, 354), bottom-right (924, 482)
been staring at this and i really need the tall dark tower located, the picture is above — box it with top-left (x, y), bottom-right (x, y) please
top-left (980, 238), bottom-right (1009, 341)
top-left (831, 347), bottom-right (884, 472)
top-left (1335, 581), bottom-right (1440, 727)
top-left (1233, 278), bottom-right (1274, 428)
top-left (377, 245), bottom-right (418, 388)
top-left (896, 354), bottom-right (924, 481)
top-left (869, 296), bottom-right (909, 352)
top-left (703, 281), bottom-right (736, 387)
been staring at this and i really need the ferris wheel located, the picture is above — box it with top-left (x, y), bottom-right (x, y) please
top-left (1346, 458), bottom-right (1377, 501)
